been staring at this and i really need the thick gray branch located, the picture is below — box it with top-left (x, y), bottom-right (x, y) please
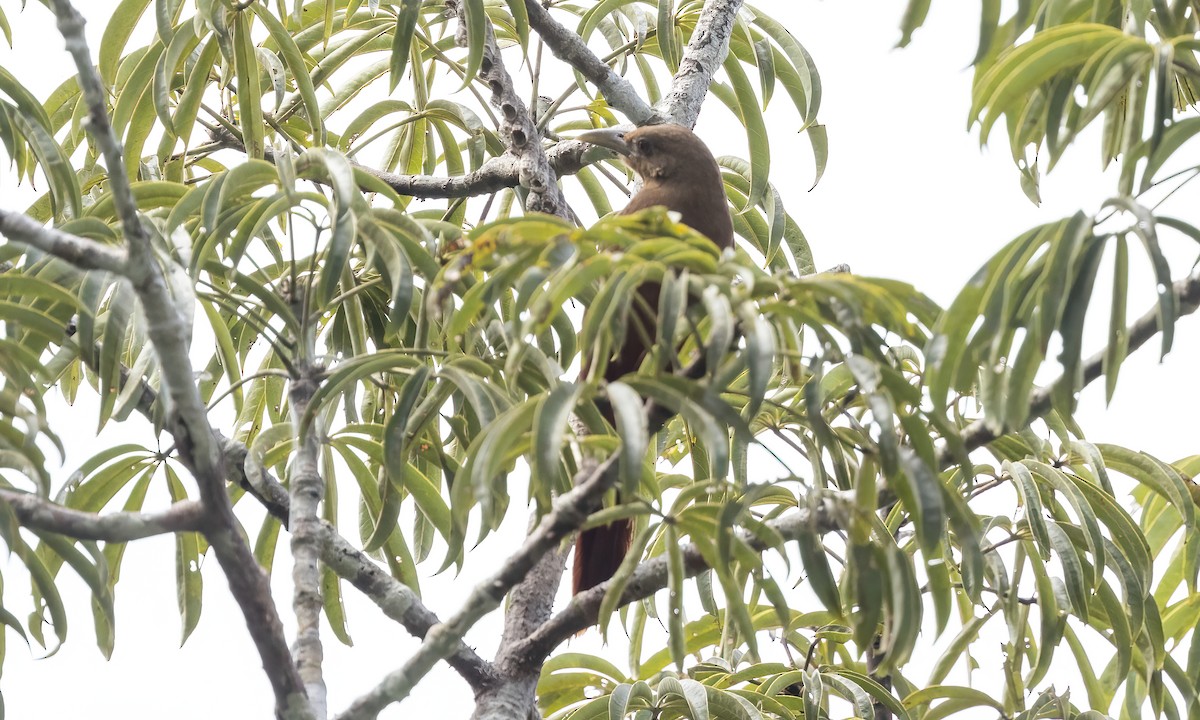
top-left (659, 0), bottom-right (745, 127)
top-left (369, 141), bottom-right (592, 199)
top-left (452, 0), bottom-right (570, 219)
top-left (0, 490), bottom-right (205, 541)
top-left (214, 122), bottom-right (596, 201)
top-left (289, 372), bottom-right (329, 720)
top-left (0, 209), bottom-right (127, 274)
top-left (336, 456), bottom-right (618, 720)
top-left (523, 0), bottom-right (658, 125)
top-left (471, 550), bottom-right (567, 720)
top-left (47, 4), bottom-right (311, 717)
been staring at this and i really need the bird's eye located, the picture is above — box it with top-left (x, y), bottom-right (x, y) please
top-left (634, 138), bottom-right (652, 155)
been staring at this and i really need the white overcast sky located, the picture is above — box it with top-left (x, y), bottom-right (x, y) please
top-left (1, 2), bottom-right (1197, 718)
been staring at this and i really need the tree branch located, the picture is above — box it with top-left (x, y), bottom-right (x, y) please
top-left (452, 0), bottom-right (570, 219)
top-left (47, 4), bottom-right (311, 717)
top-left (336, 455), bottom-right (619, 720)
top-left (508, 501), bottom-right (838, 669)
top-left (212, 126), bottom-right (597, 201)
top-left (227, 426), bottom-right (501, 694)
top-left (318, 523), bottom-right (499, 692)
top-left (75, 338), bottom-right (497, 695)
top-left (0, 209), bottom-right (127, 274)
top-left (0, 490), bottom-right (205, 541)
top-left (660, 0), bottom-right (745, 127)
top-left (522, 0), bottom-right (658, 125)
top-left (289, 370), bottom-right (329, 719)
top-left (951, 268), bottom-right (1200, 462)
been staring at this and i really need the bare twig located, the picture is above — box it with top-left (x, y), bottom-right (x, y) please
top-left (46, 3), bottom-right (311, 717)
top-left (211, 116), bottom-right (598, 203)
top-left (522, 0), bottom-right (658, 125)
top-left (0, 490), bottom-right (205, 541)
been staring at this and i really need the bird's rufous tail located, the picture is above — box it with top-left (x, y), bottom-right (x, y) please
top-left (572, 517), bottom-right (633, 595)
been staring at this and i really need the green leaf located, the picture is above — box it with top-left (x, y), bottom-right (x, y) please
top-left (796, 514), bottom-right (840, 616)
top-left (657, 0), bottom-right (679, 72)
top-left (1101, 444), bottom-right (1195, 531)
top-left (596, 523), bottom-right (654, 640)
top-left (898, 447), bottom-right (944, 556)
top-left (1103, 198), bottom-right (1175, 358)
top-left (232, 10), bottom-right (264, 160)
top-left (321, 564), bottom-right (353, 646)
top-left (898, 0), bottom-right (931, 47)
top-left (368, 365), bottom-right (430, 551)
top-left (972, 24), bottom-right (1145, 143)
top-left (972, 0), bottom-right (1001, 66)
top-left (252, 4), bottom-right (324, 144)
top-left (605, 382), bottom-right (647, 497)
top-left (165, 466), bottom-right (203, 644)
top-left (461, 0), bottom-right (487, 90)
top-left (389, 0), bottom-right (422, 93)
top-left (722, 53), bottom-right (770, 211)
top-left (929, 609), bottom-right (999, 684)
top-left (100, 0), bottom-right (155, 85)
top-left (531, 381), bottom-right (582, 512)
top-left (504, 0), bottom-right (530, 55)
top-left (902, 685), bottom-right (1005, 713)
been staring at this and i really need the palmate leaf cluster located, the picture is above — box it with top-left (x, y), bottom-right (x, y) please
top-left (0, 1), bottom-right (1196, 720)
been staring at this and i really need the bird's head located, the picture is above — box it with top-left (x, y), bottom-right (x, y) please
top-left (576, 124), bottom-right (721, 187)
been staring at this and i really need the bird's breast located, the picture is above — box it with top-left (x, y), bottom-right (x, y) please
top-left (621, 180), bottom-right (733, 249)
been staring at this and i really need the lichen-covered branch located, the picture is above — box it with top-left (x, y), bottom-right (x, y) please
top-left (523, 0), bottom-right (658, 125)
top-left (335, 456), bottom-right (618, 720)
top-left (46, 3), bottom-right (311, 717)
top-left (659, 0), bottom-right (745, 127)
top-left (0, 490), bottom-right (205, 541)
top-left (0, 209), bottom-right (127, 274)
top-left (212, 122), bottom-right (596, 201)
top-left (451, 0), bottom-right (570, 219)
top-left (289, 370), bottom-right (329, 719)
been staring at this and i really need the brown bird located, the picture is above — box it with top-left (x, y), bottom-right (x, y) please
top-left (570, 124), bottom-right (733, 596)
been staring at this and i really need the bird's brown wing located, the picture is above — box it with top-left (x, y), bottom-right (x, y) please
top-left (573, 126), bottom-right (732, 598)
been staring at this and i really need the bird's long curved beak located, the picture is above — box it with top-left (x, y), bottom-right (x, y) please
top-left (576, 128), bottom-right (630, 155)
